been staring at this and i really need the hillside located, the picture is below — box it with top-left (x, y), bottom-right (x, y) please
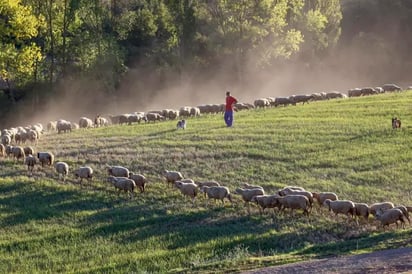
top-left (1, 92), bottom-right (412, 273)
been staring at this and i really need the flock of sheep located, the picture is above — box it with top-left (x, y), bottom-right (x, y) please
top-left (166, 170), bottom-right (412, 230)
top-left (0, 83), bottom-right (410, 231)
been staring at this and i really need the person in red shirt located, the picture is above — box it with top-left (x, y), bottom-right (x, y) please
top-left (224, 91), bottom-right (238, 127)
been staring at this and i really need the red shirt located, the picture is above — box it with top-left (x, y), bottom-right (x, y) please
top-left (225, 95), bottom-right (238, 111)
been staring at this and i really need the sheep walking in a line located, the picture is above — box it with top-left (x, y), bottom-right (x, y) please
top-left (55, 162), bottom-right (69, 182)
top-left (129, 172), bottom-right (147, 193)
top-left (175, 180), bottom-right (198, 206)
top-left (375, 208), bottom-right (406, 229)
top-left (74, 166), bottom-right (93, 186)
top-left (200, 186), bottom-right (232, 206)
top-left (107, 176), bottom-right (136, 199)
top-left (24, 154), bottom-right (37, 176)
top-left (235, 187), bottom-right (265, 214)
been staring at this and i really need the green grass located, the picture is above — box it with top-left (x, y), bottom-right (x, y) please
top-left (1, 91), bottom-right (412, 273)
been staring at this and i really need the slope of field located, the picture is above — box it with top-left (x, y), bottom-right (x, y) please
top-left (1, 92), bottom-right (412, 273)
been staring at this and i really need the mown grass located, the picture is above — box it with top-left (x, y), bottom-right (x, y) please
top-left (1, 91), bottom-right (412, 273)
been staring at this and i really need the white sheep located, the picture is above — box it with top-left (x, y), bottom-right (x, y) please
top-left (242, 183), bottom-right (264, 190)
top-left (375, 208), bottom-right (406, 229)
top-left (369, 202), bottom-right (395, 216)
top-left (163, 169), bottom-right (183, 187)
top-left (107, 175), bottom-right (136, 199)
top-left (197, 181), bottom-right (221, 197)
top-left (11, 146), bottom-right (25, 162)
top-left (107, 165), bottom-right (130, 178)
top-left (24, 154), bottom-right (37, 175)
top-left (235, 187), bottom-right (265, 213)
top-left (55, 162), bottom-right (69, 182)
top-left (79, 117), bottom-right (93, 128)
top-left (393, 205), bottom-right (410, 225)
top-left (200, 186), bottom-right (232, 206)
top-left (276, 194), bottom-right (310, 216)
top-left (279, 188), bottom-right (314, 208)
top-left (56, 119), bottom-right (72, 134)
top-left (175, 180), bottom-right (198, 205)
top-left (354, 202), bottom-right (370, 223)
top-left (74, 166), bottom-right (93, 186)
top-left (47, 121), bottom-right (57, 131)
top-left (0, 143), bottom-right (4, 157)
top-left (129, 172), bottom-right (147, 193)
top-left (251, 194), bottom-right (281, 215)
top-left (23, 146), bottom-right (34, 156)
top-left (323, 199), bottom-right (356, 220)
top-left (37, 152), bottom-right (54, 167)
top-left (312, 192), bottom-right (338, 207)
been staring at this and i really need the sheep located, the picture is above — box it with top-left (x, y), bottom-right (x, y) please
top-left (189, 107), bottom-right (201, 117)
top-left (56, 120), bottom-right (72, 134)
top-left (175, 180), bottom-right (198, 205)
top-left (37, 152), bottom-right (54, 167)
top-left (254, 98), bottom-right (270, 108)
top-left (235, 187), bottom-right (265, 213)
top-left (129, 172), bottom-right (147, 193)
top-left (382, 83), bottom-right (402, 92)
top-left (354, 202), bottom-right (370, 223)
top-left (251, 194), bottom-right (281, 215)
top-left (47, 121), bottom-right (57, 131)
top-left (11, 146), bottom-right (25, 162)
top-left (375, 208), bottom-right (406, 229)
top-left (196, 180), bottom-right (220, 197)
top-left (94, 115), bottom-right (109, 127)
top-left (146, 112), bottom-right (164, 123)
top-left (312, 192), bottom-right (338, 207)
top-left (393, 205), bottom-right (410, 225)
top-left (24, 146), bottom-right (34, 156)
top-left (24, 154), bottom-right (37, 175)
top-left (200, 186), bottom-right (232, 206)
top-left (392, 117), bottom-right (401, 129)
top-left (163, 170), bottom-right (183, 187)
top-left (55, 162), bottom-right (69, 182)
top-left (79, 117), bottom-right (93, 128)
top-left (1, 134), bottom-right (11, 145)
top-left (242, 183), bottom-right (264, 190)
top-left (0, 143), bottom-right (4, 157)
top-left (107, 165), bottom-right (130, 178)
top-left (369, 202), bottom-right (395, 216)
top-left (278, 188), bottom-right (313, 208)
top-left (323, 199), bottom-right (356, 220)
top-left (74, 166), bottom-right (93, 186)
top-left (276, 194), bottom-right (310, 216)
top-left (5, 145), bottom-right (13, 157)
top-left (107, 175), bottom-right (136, 199)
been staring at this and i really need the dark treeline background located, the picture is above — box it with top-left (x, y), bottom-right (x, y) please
top-left (0, 0), bottom-right (411, 127)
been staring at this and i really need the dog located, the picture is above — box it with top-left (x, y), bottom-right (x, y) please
top-left (176, 119), bottom-right (186, 130)
top-left (392, 117), bottom-right (401, 129)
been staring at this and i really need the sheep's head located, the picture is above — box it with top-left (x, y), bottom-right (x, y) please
top-left (174, 181), bottom-right (183, 189)
top-left (323, 199), bottom-right (331, 209)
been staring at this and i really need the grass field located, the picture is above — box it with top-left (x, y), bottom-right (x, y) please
top-left (1, 91), bottom-right (412, 273)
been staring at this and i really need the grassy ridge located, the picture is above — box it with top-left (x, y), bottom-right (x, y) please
top-left (1, 92), bottom-right (412, 273)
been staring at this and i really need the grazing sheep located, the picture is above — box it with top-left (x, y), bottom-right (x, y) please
top-left (278, 188), bottom-right (313, 208)
top-left (254, 98), bottom-right (271, 108)
top-left (163, 170), bottom-right (183, 187)
top-left (312, 192), bottom-right (338, 206)
top-left (129, 172), bottom-right (147, 193)
top-left (393, 205), bottom-right (410, 225)
top-left (11, 146), bottom-right (25, 162)
top-left (235, 187), bottom-right (265, 213)
top-left (55, 162), bottom-right (69, 182)
top-left (56, 120), bottom-right (72, 134)
top-left (323, 199), bottom-right (356, 220)
top-left (107, 165), bottom-right (130, 178)
top-left (74, 166), bottom-right (93, 186)
top-left (47, 121), bottom-right (57, 131)
top-left (79, 117), bottom-right (93, 128)
top-left (242, 183), bottom-right (264, 190)
top-left (354, 202), bottom-right (370, 222)
top-left (146, 112), bottom-right (164, 123)
top-left (369, 202), bottom-right (395, 216)
top-left (175, 180), bottom-right (198, 205)
top-left (23, 146), bottom-right (34, 156)
top-left (24, 154), bottom-right (37, 175)
top-left (382, 83), bottom-right (402, 92)
top-left (37, 152), bottom-right (54, 167)
top-left (375, 208), bottom-right (406, 229)
top-left (200, 186), bottom-right (232, 206)
top-left (276, 194), bottom-right (310, 216)
top-left (107, 175), bottom-right (136, 199)
top-left (251, 194), bottom-right (281, 215)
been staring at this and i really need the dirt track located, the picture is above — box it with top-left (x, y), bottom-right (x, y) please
top-left (243, 247), bottom-right (412, 274)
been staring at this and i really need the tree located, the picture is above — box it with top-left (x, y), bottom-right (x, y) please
top-left (0, 0), bottom-right (44, 103)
